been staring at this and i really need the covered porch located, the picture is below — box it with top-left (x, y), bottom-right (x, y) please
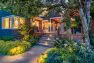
top-left (31, 17), bottom-right (61, 34)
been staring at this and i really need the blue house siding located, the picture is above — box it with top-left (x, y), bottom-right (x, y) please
top-left (0, 10), bottom-right (11, 29)
top-left (0, 19), bottom-right (2, 29)
top-left (0, 29), bottom-right (13, 36)
top-left (0, 10), bottom-right (15, 37)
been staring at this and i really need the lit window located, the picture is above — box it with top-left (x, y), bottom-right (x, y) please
top-left (14, 17), bottom-right (19, 29)
top-left (2, 18), bottom-right (13, 29)
top-left (2, 17), bottom-right (25, 29)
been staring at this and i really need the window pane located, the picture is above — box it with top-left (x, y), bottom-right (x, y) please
top-left (2, 18), bottom-right (10, 29)
top-left (9, 18), bottom-right (13, 29)
top-left (14, 17), bottom-right (19, 29)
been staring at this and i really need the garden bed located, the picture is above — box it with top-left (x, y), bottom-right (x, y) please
top-left (0, 40), bottom-right (31, 55)
top-left (0, 35), bottom-right (40, 55)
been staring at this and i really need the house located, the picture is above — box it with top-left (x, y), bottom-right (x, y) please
top-left (0, 10), bottom-right (25, 38)
top-left (0, 10), bottom-right (83, 41)
top-left (30, 15), bottom-right (83, 42)
top-left (30, 17), bottom-right (62, 36)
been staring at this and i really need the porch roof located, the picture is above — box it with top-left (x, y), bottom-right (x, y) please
top-left (50, 17), bottom-right (62, 23)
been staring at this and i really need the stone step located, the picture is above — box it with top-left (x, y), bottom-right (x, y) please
top-left (42, 34), bottom-right (55, 37)
top-left (39, 39), bottom-right (55, 42)
top-left (45, 40), bottom-right (55, 42)
top-left (38, 34), bottom-right (56, 47)
top-left (42, 36), bottom-right (55, 38)
top-left (39, 40), bottom-right (55, 43)
top-left (37, 44), bottom-right (52, 47)
top-left (39, 37), bottom-right (48, 40)
top-left (41, 36), bottom-right (54, 38)
top-left (39, 37), bottom-right (53, 40)
top-left (41, 36), bottom-right (55, 39)
top-left (38, 42), bottom-right (53, 47)
top-left (39, 40), bottom-right (54, 44)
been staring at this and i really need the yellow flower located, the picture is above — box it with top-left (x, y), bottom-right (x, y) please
top-left (43, 53), bottom-right (48, 58)
top-left (38, 55), bottom-right (44, 63)
top-left (68, 46), bottom-right (73, 52)
top-left (9, 46), bottom-right (24, 55)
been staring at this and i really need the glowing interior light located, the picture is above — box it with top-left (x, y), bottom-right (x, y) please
top-left (71, 18), bottom-right (75, 21)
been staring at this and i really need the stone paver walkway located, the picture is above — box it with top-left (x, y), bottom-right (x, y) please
top-left (0, 45), bottom-right (50, 63)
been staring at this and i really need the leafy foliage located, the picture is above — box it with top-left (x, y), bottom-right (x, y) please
top-left (0, 0), bottom-right (43, 18)
top-left (43, 38), bottom-right (94, 63)
top-left (89, 33), bottom-right (94, 46)
top-left (0, 36), bottom-right (14, 41)
top-left (54, 38), bottom-right (78, 50)
top-left (0, 40), bottom-right (31, 55)
top-left (29, 36), bottom-right (40, 46)
top-left (19, 23), bottom-right (30, 41)
top-left (71, 49), bottom-right (94, 63)
top-left (45, 48), bottom-right (63, 63)
top-left (91, 1), bottom-right (94, 17)
top-left (74, 16), bottom-right (81, 28)
top-left (63, 18), bottom-right (71, 30)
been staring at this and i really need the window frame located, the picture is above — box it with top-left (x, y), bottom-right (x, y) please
top-left (2, 16), bottom-right (22, 30)
top-left (2, 17), bottom-right (14, 29)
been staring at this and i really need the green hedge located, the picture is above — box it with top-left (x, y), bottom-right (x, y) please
top-left (0, 40), bottom-right (31, 55)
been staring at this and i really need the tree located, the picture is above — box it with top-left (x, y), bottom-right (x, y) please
top-left (91, 0), bottom-right (94, 17)
top-left (43, 0), bottom-right (92, 46)
top-left (0, 0), bottom-right (43, 18)
top-left (79, 0), bottom-right (92, 46)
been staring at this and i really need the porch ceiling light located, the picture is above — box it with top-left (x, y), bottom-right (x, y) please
top-left (71, 18), bottom-right (75, 21)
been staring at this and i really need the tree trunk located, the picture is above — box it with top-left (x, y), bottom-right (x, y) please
top-left (79, 8), bottom-right (90, 46)
top-left (79, 0), bottom-right (91, 46)
top-left (85, 0), bottom-right (91, 28)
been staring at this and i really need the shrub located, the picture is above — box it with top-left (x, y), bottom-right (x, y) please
top-left (69, 47), bottom-right (94, 63)
top-left (19, 23), bottom-right (30, 41)
top-left (38, 38), bottom-right (94, 63)
top-left (0, 40), bottom-right (31, 55)
top-left (54, 38), bottom-right (79, 53)
top-left (29, 36), bottom-right (40, 46)
top-left (43, 38), bottom-right (94, 63)
top-left (38, 48), bottom-right (72, 63)
top-left (45, 50), bottom-right (63, 63)
top-left (38, 53), bottom-right (48, 63)
top-left (38, 48), bottom-right (64, 63)
top-left (44, 45), bottom-right (94, 63)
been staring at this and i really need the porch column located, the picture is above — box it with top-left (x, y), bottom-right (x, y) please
top-left (50, 18), bottom-right (52, 32)
top-left (42, 20), bottom-right (43, 32)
